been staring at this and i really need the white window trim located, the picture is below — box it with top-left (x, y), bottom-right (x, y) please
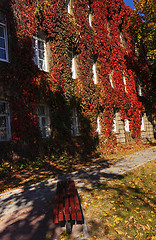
top-left (33, 36), bottom-right (47, 72)
top-left (112, 118), bottom-right (117, 133)
top-left (109, 73), bottom-right (114, 88)
top-left (124, 119), bottom-right (129, 132)
top-left (71, 52), bottom-right (76, 79)
top-left (65, 0), bottom-right (72, 14)
top-left (67, 1), bottom-right (71, 14)
top-left (120, 33), bottom-right (123, 46)
top-left (141, 117), bottom-right (145, 131)
top-left (71, 108), bottom-right (79, 136)
top-left (122, 71), bottom-right (127, 92)
top-left (96, 115), bottom-right (101, 134)
top-left (37, 104), bottom-right (51, 138)
top-left (138, 82), bottom-right (142, 96)
top-left (0, 13), bottom-right (8, 62)
top-left (0, 101), bottom-right (11, 141)
top-left (88, 5), bottom-right (92, 27)
top-left (93, 62), bottom-right (98, 84)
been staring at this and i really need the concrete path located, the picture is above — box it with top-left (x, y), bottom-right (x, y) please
top-left (0, 146), bottom-right (156, 240)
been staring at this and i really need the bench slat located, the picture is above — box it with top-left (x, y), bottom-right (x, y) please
top-left (64, 182), bottom-right (71, 221)
top-left (58, 182), bottom-right (64, 222)
top-left (53, 182), bottom-right (61, 223)
top-left (70, 181), bottom-right (82, 222)
top-left (74, 192), bottom-right (82, 221)
top-left (68, 181), bottom-right (77, 221)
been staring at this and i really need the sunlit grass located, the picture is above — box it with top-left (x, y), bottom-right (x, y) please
top-left (80, 160), bottom-right (156, 240)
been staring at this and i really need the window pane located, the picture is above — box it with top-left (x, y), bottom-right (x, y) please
top-left (71, 108), bottom-right (79, 136)
top-left (0, 128), bottom-right (7, 140)
top-left (33, 36), bottom-right (46, 70)
top-left (0, 48), bottom-right (6, 59)
top-left (0, 116), bottom-right (6, 127)
top-left (0, 102), bottom-right (6, 114)
top-left (39, 50), bottom-right (44, 59)
top-left (38, 40), bottom-right (44, 50)
top-left (41, 117), bottom-right (46, 126)
top-left (39, 60), bottom-right (44, 70)
top-left (42, 127), bottom-right (47, 138)
top-left (38, 105), bottom-right (45, 115)
top-left (0, 14), bottom-right (6, 24)
top-left (32, 38), bottom-right (36, 48)
top-left (0, 26), bottom-right (4, 37)
top-left (0, 38), bottom-right (5, 48)
top-left (33, 55), bottom-right (38, 65)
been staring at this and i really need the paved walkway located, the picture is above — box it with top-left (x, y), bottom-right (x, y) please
top-left (0, 146), bottom-right (156, 240)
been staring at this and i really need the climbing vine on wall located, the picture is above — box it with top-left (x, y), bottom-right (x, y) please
top-left (3, 0), bottom-right (151, 157)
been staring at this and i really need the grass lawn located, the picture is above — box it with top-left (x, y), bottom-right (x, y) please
top-left (0, 143), bottom-right (152, 193)
top-left (79, 159), bottom-right (156, 240)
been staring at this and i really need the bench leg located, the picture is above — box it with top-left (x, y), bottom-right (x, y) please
top-left (66, 221), bottom-right (72, 235)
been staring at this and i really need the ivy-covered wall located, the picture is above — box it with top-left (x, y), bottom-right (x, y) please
top-left (0, 0), bottom-right (153, 160)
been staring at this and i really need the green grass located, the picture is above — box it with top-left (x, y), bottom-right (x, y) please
top-left (80, 159), bottom-right (156, 240)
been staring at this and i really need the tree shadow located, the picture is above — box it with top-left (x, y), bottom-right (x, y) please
top-left (0, 159), bottom-right (125, 240)
top-left (0, 180), bottom-right (83, 240)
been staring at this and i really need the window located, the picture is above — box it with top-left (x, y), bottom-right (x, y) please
top-left (119, 31), bottom-right (127, 48)
top-left (96, 115), bottom-right (101, 134)
top-left (93, 61), bottom-right (98, 84)
top-left (0, 13), bottom-right (8, 62)
top-left (141, 117), bottom-right (145, 131)
top-left (109, 72), bottom-right (114, 88)
top-left (65, 0), bottom-right (74, 14)
top-left (88, 4), bottom-right (92, 27)
top-left (65, 0), bottom-right (70, 13)
top-left (70, 52), bottom-right (76, 79)
top-left (124, 119), bottom-right (129, 132)
top-left (107, 20), bottom-right (111, 38)
top-left (71, 108), bottom-right (79, 136)
top-left (37, 105), bottom-right (51, 138)
top-left (122, 71), bottom-right (127, 92)
top-left (33, 36), bottom-right (47, 71)
top-left (138, 81), bottom-right (142, 96)
top-left (112, 118), bottom-right (117, 133)
top-left (0, 101), bottom-right (11, 141)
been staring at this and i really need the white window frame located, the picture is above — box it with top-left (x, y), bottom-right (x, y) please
top-left (0, 101), bottom-right (11, 141)
top-left (71, 108), bottom-right (79, 136)
top-left (122, 71), bottom-right (127, 92)
top-left (88, 5), bottom-right (92, 27)
top-left (109, 72), bottom-right (114, 88)
top-left (71, 52), bottom-right (76, 79)
top-left (96, 115), bottom-right (101, 134)
top-left (112, 118), bottom-right (117, 133)
top-left (138, 82), bottom-right (142, 96)
top-left (65, 0), bottom-right (72, 14)
top-left (124, 119), bottom-right (129, 132)
top-left (93, 62), bottom-right (98, 84)
top-left (0, 13), bottom-right (8, 62)
top-left (37, 104), bottom-right (51, 138)
top-left (33, 36), bottom-right (47, 71)
top-left (141, 116), bottom-right (145, 131)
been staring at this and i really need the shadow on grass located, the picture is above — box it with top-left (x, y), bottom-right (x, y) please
top-left (0, 158), bottom-right (155, 240)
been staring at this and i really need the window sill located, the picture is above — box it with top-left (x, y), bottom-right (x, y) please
top-left (113, 132), bottom-right (119, 135)
top-left (0, 59), bottom-right (9, 63)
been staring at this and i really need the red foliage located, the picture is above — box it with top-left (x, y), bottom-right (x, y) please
top-left (6, 0), bottom-right (151, 153)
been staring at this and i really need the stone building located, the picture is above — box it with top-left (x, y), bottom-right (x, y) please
top-left (0, 0), bottom-right (155, 157)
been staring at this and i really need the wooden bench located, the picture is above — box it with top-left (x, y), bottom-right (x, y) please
top-left (53, 180), bottom-right (83, 234)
